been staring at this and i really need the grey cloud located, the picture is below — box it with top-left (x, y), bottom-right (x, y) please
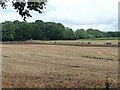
top-left (0, 0), bottom-right (118, 31)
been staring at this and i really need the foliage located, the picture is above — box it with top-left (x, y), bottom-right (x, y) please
top-left (86, 28), bottom-right (104, 38)
top-left (14, 21), bottom-right (33, 40)
top-left (75, 29), bottom-right (87, 39)
top-left (32, 20), bottom-right (46, 40)
top-left (104, 31), bottom-right (120, 37)
top-left (64, 27), bottom-right (76, 40)
top-left (0, 0), bottom-right (47, 21)
top-left (1, 20), bottom-right (119, 41)
top-left (2, 21), bottom-right (15, 41)
top-left (87, 34), bottom-right (94, 39)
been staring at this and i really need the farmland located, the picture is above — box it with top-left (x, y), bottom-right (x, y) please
top-left (2, 40), bottom-right (119, 88)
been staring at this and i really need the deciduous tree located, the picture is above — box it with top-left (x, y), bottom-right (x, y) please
top-left (0, 0), bottom-right (47, 21)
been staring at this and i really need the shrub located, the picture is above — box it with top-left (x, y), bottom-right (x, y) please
top-left (88, 42), bottom-right (91, 44)
top-left (106, 42), bottom-right (112, 45)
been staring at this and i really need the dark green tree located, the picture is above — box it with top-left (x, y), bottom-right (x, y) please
top-left (0, 0), bottom-right (47, 21)
top-left (75, 29), bottom-right (87, 39)
top-left (56, 23), bottom-right (66, 40)
top-left (93, 29), bottom-right (104, 38)
top-left (86, 28), bottom-right (103, 38)
top-left (106, 31), bottom-right (119, 37)
top-left (64, 27), bottom-right (76, 40)
top-left (32, 20), bottom-right (46, 40)
top-left (45, 22), bottom-right (65, 40)
top-left (1, 20), bottom-right (119, 41)
top-left (87, 34), bottom-right (94, 39)
top-left (14, 21), bottom-right (33, 40)
top-left (2, 21), bottom-right (15, 41)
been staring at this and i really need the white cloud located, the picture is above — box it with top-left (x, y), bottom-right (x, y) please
top-left (0, 0), bottom-right (119, 31)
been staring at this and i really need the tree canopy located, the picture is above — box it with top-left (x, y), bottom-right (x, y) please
top-left (0, 0), bottom-right (47, 21)
top-left (1, 20), bottom-right (119, 41)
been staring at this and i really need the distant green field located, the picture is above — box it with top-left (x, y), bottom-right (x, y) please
top-left (79, 37), bottom-right (119, 40)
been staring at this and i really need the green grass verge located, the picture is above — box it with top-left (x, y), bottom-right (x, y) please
top-left (78, 37), bottom-right (119, 41)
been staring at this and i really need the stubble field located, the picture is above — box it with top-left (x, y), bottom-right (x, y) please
top-left (2, 43), bottom-right (119, 88)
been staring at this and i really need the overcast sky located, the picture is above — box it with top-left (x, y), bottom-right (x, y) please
top-left (0, 0), bottom-right (119, 31)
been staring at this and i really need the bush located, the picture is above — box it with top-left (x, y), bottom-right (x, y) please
top-left (106, 42), bottom-right (112, 45)
top-left (88, 42), bottom-right (91, 44)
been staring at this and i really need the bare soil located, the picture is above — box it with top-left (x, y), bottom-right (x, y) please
top-left (2, 44), bottom-right (118, 88)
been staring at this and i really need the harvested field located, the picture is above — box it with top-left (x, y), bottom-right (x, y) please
top-left (2, 44), bottom-right (119, 88)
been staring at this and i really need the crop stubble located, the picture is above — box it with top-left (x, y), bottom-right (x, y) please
top-left (2, 44), bottom-right (118, 88)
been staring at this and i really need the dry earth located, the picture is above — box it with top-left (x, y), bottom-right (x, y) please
top-left (2, 44), bottom-right (119, 88)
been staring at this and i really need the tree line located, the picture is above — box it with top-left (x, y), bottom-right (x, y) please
top-left (1, 20), bottom-right (119, 41)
